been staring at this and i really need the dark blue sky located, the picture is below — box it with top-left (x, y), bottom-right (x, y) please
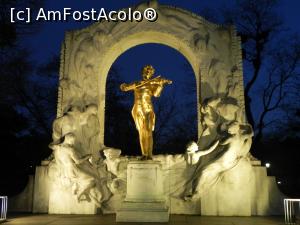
top-left (23, 0), bottom-right (300, 62)
top-left (19, 0), bottom-right (300, 130)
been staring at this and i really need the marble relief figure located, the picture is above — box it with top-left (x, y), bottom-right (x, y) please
top-left (183, 97), bottom-right (253, 200)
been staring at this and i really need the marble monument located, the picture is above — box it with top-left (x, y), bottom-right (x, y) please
top-left (10, 0), bottom-right (286, 218)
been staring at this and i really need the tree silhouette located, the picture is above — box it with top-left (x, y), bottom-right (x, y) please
top-left (202, 0), bottom-right (300, 144)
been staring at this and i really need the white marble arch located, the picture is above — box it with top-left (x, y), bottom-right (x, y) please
top-left (13, 1), bottom-right (286, 216)
top-left (56, 0), bottom-right (246, 145)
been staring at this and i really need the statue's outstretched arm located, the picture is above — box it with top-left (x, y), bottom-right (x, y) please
top-left (120, 82), bottom-right (136, 91)
top-left (160, 77), bottom-right (172, 85)
top-left (220, 135), bottom-right (235, 146)
top-left (197, 140), bottom-right (219, 157)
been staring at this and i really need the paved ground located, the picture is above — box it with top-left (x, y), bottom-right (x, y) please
top-left (1, 214), bottom-right (287, 225)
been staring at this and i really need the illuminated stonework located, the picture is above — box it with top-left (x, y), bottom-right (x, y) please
top-left (56, 0), bottom-right (246, 139)
top-left (27, 0), bottom-right (285, 216)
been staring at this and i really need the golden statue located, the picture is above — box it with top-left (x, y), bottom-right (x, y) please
top-left (120, 65), bottom-right (172, 160)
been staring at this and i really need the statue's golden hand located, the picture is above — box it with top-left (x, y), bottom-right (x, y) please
top-left (166, 79), bottom-right (172, 84)
top-left (120, 83), bottom-right (127, 91)
top-left (156, 76), bottom-right (172, 85)
top-left (162, 78), bottom-right (172, 85)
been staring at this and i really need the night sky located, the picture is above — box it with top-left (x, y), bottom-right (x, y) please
top-left (23, 0), bottom-right (300, 62)
top-left (20, 0), bottom-right (300, 125)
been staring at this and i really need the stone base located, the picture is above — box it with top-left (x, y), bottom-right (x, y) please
top-left (48, 187), bottom-right (98, 214)
top-left (28, 155), bottom-right (284, 216)
top-left (33, 166), bottom-right (50, 213)
top-left (125, 160), bottom-right (164, 202)
top-left (169, 197), bottom-right (200, 214)
top-left (48, 180), bottom-right (98, 214)
top-left (116, 160), bottom-right (169, 222)
top-left (116, 202), bottom-right (169, 222)
top-left (200, 158), bottom-right (285, 216)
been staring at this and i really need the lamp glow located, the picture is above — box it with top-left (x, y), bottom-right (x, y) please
top-left (265, 163), bottom-right (270, 168)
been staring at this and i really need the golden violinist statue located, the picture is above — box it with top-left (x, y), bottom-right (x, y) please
top-left (120, 65), bottom-right (172, 160)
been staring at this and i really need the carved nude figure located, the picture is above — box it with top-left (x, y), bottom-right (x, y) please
top-left (103, 148), bottom-right (122, 177)
top-left (103, 148), bottom-right (127, 195)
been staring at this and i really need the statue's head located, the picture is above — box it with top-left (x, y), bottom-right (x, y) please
top-left (186, 141), bottom-right (198, 153)
top-left (226, 121), bottom-right (240, 134)
top-left (103, 148), bottom-right (121, 160)
top-left (142, 65), bottom-right (155, 80)
top-left (64, 133), bottom-right (76, 145)
top-left (85, 104), bottom-right (97, 115)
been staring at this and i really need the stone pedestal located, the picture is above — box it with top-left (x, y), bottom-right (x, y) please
top-left (33, 165), bottom-right (50, 213)
top-left (116, 161), bottom-right (169, 222)
top-left (48, 183), bottom-right (98, 214)
top-left (47, 165), bottom-right (98, 214)
top-left (201, 158), bottom-right (253, 216)
top-left (200, 159), bottom-right (285, 216)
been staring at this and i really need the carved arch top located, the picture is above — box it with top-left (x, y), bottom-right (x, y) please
top-left (57, 0), bottom-right (246, 142)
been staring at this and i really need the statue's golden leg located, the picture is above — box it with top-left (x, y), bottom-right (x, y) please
top-left (139, 129), bottom-right (147, 157)
top-left (138, 128), bottom-right (153, 159)
top-left (131, 107), bottom-right (140, 131)
top-left (133, 105), bottom-right (155, 160)
top-left (144, 129), bottom-right (153, 159)
top-left (148, 131), bottom-right (153, 159)
top-left (145, 131), bottom-right (149, 157)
